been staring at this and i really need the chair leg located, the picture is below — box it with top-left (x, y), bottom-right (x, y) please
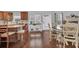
top-left (75, 42), bottom-right (78, 48)
top-left (66, 42), bottom-right (68, 45)
top-left (18, 34), bottom-right (20, 40)
top-left (20, 34), bottom-right (24, 47)
top-left (63, 42), bottom-right (65, 48)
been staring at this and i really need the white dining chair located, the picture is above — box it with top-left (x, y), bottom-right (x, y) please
top-left (62, 20), bottom-right (79, 48)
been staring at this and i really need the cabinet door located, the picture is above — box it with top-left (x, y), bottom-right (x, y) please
top-left (3, 12), bottom-right (13, 20)
top-left (3, 12), bottom-right (9, 20)
top-left (21, 12), bottom-right (28, 20)
top-left (0, 12), bottom-right (4, 20)
top-left (8, 12), bottom-right (13, 20)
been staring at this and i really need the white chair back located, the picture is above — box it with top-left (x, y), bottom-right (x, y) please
top-left (63, 18), bottom-right (79, 48)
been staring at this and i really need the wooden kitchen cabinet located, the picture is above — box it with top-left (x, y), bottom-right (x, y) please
top-left (3, 12), bottom-right (9, 20)
top-left (0, 12), bottom-right (4, 20)
top-left (0, 12), bottom-right (13, 20)
top-left (21, 12), bottom-right (28, 20)
top-left (7, 12), bottom-right (13, 20)
top-left (3, 12), bottom-right (13, 20)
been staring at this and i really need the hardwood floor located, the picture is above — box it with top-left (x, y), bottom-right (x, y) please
top-left (0, 30), bottom-right (78, 48)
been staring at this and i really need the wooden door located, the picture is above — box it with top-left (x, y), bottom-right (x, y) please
top-left (21, 12), bottom-right (28, 20)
